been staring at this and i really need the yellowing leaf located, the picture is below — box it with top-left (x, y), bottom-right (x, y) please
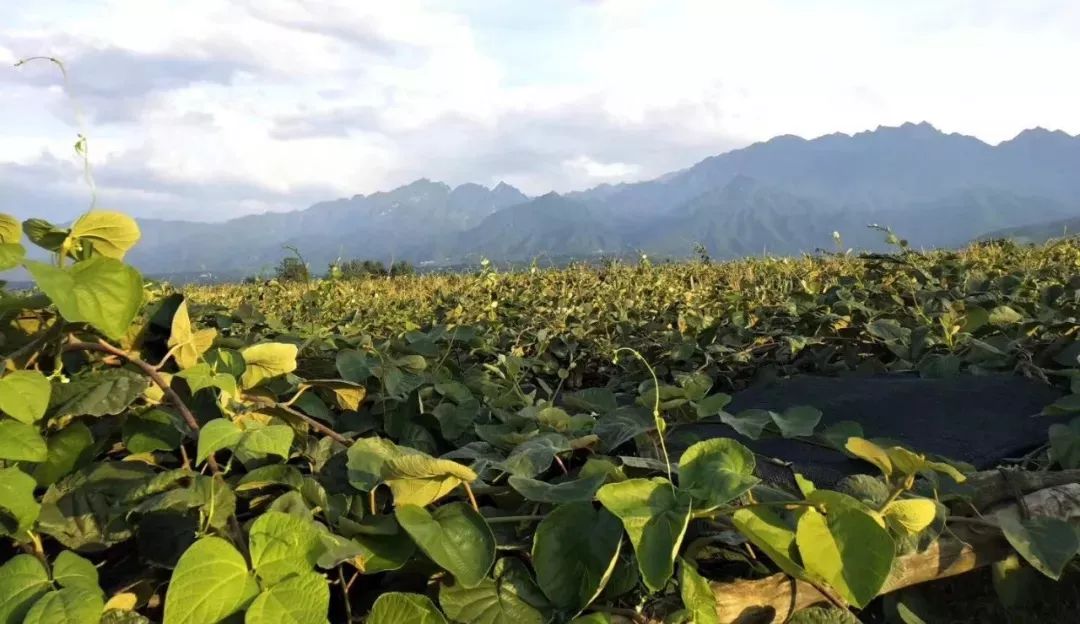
top-left (0, 213), bottom-right (20, 244)
top-left (845, 437), bottom-right (892, 477)
top-left (383, 455), bottom-right (478, 482)
top-left (303, 379), bottom-right (366, 411)
top-left (144, 373), bottom-right (170, 404)
top-left (168, 301), bottom-right (217, 369)
top-left (240, 343), bottom-right (298, 389)
top-left (883, 499), bottom-right (938, 535)
top-left (382, 456), bottom-right (477, 508)
top-left (68, 211), bottom-right (140, 259)
top-left (884, 447), bottom-right (925, 476)
top-left (103, 592), bottom-right (138, 612)
top-left (925, 459), bottom-right (967, 483)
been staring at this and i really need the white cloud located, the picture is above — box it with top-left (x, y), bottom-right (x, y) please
top-left (2, 0), bottom-right (1080, 221)
top-left (563, 155), bottom-right (640, 179)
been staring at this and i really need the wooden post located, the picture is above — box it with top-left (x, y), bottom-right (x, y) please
top-left (708, 483), bottom-right (1080, 623)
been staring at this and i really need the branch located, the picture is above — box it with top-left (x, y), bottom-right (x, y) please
top-left (247, 397), bottom-right (354, 447)
top-left (64, 338), bottom-right (221, 474)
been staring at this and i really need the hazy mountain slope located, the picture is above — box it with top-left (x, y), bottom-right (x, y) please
top-left (419, 192), bottom-right (627, 263)
top-left (126, 180), bottom-right (528, 275)
top-left (96, 122), bottom-right (1080, 278)
top-left (635, 178), bottom-right (1074, 259)
top-left (979, 216), bottom-right (1080, 244)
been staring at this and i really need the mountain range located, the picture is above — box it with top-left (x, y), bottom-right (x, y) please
top-left (119, 122), bottom-right (1080, 279)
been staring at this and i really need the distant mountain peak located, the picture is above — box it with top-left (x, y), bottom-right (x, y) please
top-left (862, 121), bottom-right (942, 139)
top-left (1008, 127), bottom-right (1075, 143)
top-left (453, 182), bottom-right (490, 193)
top-left (121, 121), bottom-right (1080, 278)
top-left (399, 178), bottom-right (450, 192)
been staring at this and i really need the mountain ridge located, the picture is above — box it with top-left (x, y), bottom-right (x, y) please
top-left (114, 122), bottom-right (1080, 278)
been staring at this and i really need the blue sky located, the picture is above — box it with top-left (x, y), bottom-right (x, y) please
top-left (2, 0), bottom-right (1079, 222)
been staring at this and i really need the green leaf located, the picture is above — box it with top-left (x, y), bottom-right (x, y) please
top-left (771, 406), bottom-right (822, 438)
top-left (678, 438), bottom-right (759, 509)
top-left (676, 372), bottom-right (713, 401)
top-left (996, 509), bottom-right (1079, 580)
top-left (439, 558), bottom-right (549, 624)
top-left (596, 477), bottom-right (692, 592)
top-left (206, 348), bottom-right (246, 377)
top-left (563, 388), bottom-right (617, 414)
top-left (32, 422), bottom-right (94, 486)
top-left (795, 508), bottom-right (895, 608)
top-left (0, 243), bottom-right (25, 271)
top-left (317, 523), bottom-right (416, 574)
top-left (508, 473), bottom-right (605, 503)
top-left (51, 551), bottom-right (101, 595)
top-left (0, 371), bottom-right (51, 424)
top-left (335, 350), bottom-right (372, 383)
top-left (679, 559), bottom-right (719, 624)
top-left (368, 593), bottom-right (447, 624)
top-left (731, 507), bottom-right (804, 579)
top-left (240, 343), bottom-right (298, 389)
top-left (500, 433), bottom-right (572, 477)
top-left (382, 454), bottom-right (478, 507)
top-left (818, 421), bottom-right (863, 452)
top-left (244, 571), bottom-right (329, 624)
top-left (26, 257), bottom-right (143, 340)
top-left (988, 305), bottom-right (1023, 326)
top-left (346, 437), bottom-right (420, 492)
top-left (719, 409), bottom-right (773, 440)
top-left (866, 319), bottom-right (910, 342)
top-left (22, 219), bottom-right (68, 252)
top-left (533, 502), bottom-right (623, 611)
top-left (1046, 394), bottom-right (1080, 418)
top-left (0, 420), bottom-right (48, 462)
top-left (236, 465), bottom-right (304, 492)
top-left (176, 363), bottom-right (237, 397)
top-left (248, 511), bottom-right (324, 585)
top-left (0, 555), bottom-right (51, 624)
top-left (1049, 418), bottom-right (1080, 469)
top-left (695, 393), bottom-right (732, 419)
top-left (197, 419), bottom-right (243, 465)
top-left (0, 468), bottom-right (40, 538)
top-left (22, 587), bottom-right (104, 624)
top-left (163, 537), bottom-right (259, 624)
top-left (236, 424), bottom-right (294, 463)
top-left (593, 407), bottom-right (654, 452)
top-left (396, 502), bottom-right (495, 588)
top-left (834, 475), bottom-right (890, 508)
top-left (123, 409), bottom-right (182, 454)
top-left (68, 210), bottom-right (141, 259)
top-left (48, 369), bottom-right (148, 423)
top-left (36, 462), bottom-right (154, 551)
top-left (0, 213), bottom-right (20, 243)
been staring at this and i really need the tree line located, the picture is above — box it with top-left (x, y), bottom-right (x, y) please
top-left (270, 256), bottom-right (416, 282)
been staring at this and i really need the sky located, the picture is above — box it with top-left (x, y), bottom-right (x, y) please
top-left (2, 0), bottom-right (1080, 223)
